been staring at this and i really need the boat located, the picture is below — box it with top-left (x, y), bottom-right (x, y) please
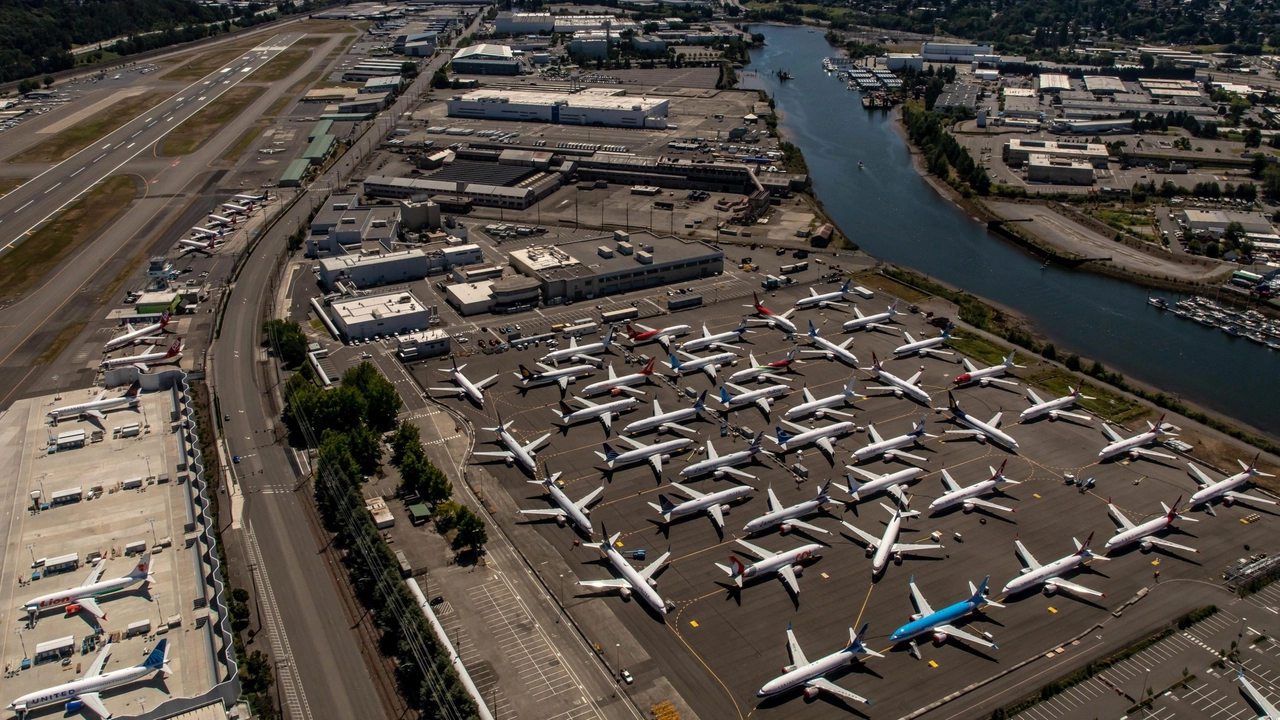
top-left (1148, 297), bottom-right (1169, 310)
top-left (1224, 324), bottom-right (1242, 337)
top-left (858, 161), bottom-right (864, 169)
top-left (1269, 342), bottom-right (1280, 351)
top-left (1197, 315), bottom-right (1216, 327)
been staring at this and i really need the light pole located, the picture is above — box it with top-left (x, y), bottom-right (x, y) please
top-left (147, 517), bottom-right (157, 546)
top-left (615, 643), bottom-right (620, 676)
top-left (1140, 668), bottom-right (1151, 713)
top-left (14, 629), bottom-right (27, 660)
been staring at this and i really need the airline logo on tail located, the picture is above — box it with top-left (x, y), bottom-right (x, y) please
top-left (1076, 532), bottom-right (1095, 556)
top-left (718, 387), bottom-right (733, 404)
top-left (601, 443), bottom-right (621, 462)
top-left (639, 357), bottom-right (656, 375)
top-left (518, 364), bottom-right (535, 380)
top-left (657, 494), bottom-right (678, 516)
top-left (143, 638), bottom-right (168, 670)
top-left (165, 338), bottom-right (183, 357)
top-left (693, 390), bottom-right (707, 411)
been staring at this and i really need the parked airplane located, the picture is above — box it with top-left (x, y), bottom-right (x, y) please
top-left (576, 524), bottom-right (672, 615)
top-left (6, 639), bottom-right (170, 719)
top-left (623, 322), bottom-right (690, 350)
top-left (771, 419), bottom-right (855, 461)
top-left (718, 382), bottom-right (790, 417)
top-left (795, 280), bottom-right (852, 311)
top-left (850, 418), bottom-right (932, 464)
top-left (783, 379), bottom-right (863, 421)
top-left (473, 412), bottom-right (551, 474)
top-left (177, 237), bottom-right (220, 255)
top-left (937, 392), bottom-right (1020, 451)
top-left (756, 623), bottom-right (881, 704)
top-left (554, 396), bottom-right (640, 434)
top-left (1019, 381), bottom-right (1093, 423)
top-left (518, 466), bottom-right (603, 537)
top-left (842, 301), bottom-right (900, 333)
top-left (679, 433), bottom-right (765, 480)
top-left (540, 327), bottom-right (614, 366)
top-left (429, 358), bottom-right (498, 406)
top-left (840, 466), bottom-right (925, 504)
top-left (803, 320), bottom-right (859, 366)
top-left (676, 319), bottom-right (751, 353)
top-left (1001, 533), bottom-right (1107, 598)
top-left (48, 385), bottom-right (141, 422)
top-left (889, 576), bottom-right (1004, 658)
top-left (1103, 496), bottom-right (1200, 555)
top-left (717, 538), bottom-right (823, 597)
top-left (842, 497), bottom-right (945, 577)
top-left (744, 292), bottom-right (798, 335)
top-left (1098, 415), bottom-right (1178, 461)
top-left (515, 362), bottom-right (596, 393)
top-left (929, 462), bottom-right (1020, 514)
top-left (597, 435), bottom-right (694, 475)
top-left (621, 392), bottom-right (707, 436)
top-left (862, 353), bottom-right (932, 405)
top-left (22, 555), bottom-right (152, 620)
top-left (100, 338), bottom-right (182, 372)
top-left (893, 324), bottom-right (954, 359)
top-left (665, 350), bottom-right (738, 381)
top-left (743, 483), bottom-right (833, 535)
top-left (221, 202), bottom-right (251, 215)
top-left (103, 311), bottom-right (171, 351)
top-left (233, 193), bottom-right (265, 203)
top-left (1235, 666), bottom-right (1280, 719)
top-left (580, 358), bottom-right (657, 397)
top-left (727, 348), bottom-right (799, 385)
top-left (649, 481), bottom-right (753, 529)
top-left (1187, 455), bottom-right (1277, 513)
top-left (258, 147), bottom-right (284, 155)
top-left (952, 352), bottom-right (1023, 388)
top-left (189, 225), bottom-right (223, 239)
top-left (207, 213), bottom-right (237, 227)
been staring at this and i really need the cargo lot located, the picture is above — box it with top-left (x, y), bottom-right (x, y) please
top-left (403, 272), bottom-right (1278, 719)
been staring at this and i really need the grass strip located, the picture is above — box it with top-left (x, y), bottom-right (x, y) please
top-left (161, 37), bottom-right (263, 81)
top-left (0, 175), bottom-right (137, 304)
top-left (0, 178), bottom-right (26, 195)
top-left (9, 92), bottom-right (169, 163)
top-left (162, 86), bottom-right (264, 156)
top-left (222, 126), bottom-right (265, 163)
top-left (1024, 367), bottom-right (1147, 424)
top-left (248, 48), bottom-right (311, 82)
top-left (35, 322), bottom-right (88, 365)
top-left (850, 270), bottom-right (928, 304)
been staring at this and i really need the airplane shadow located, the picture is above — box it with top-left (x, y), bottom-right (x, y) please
top-left (754, 689), bottom-right (872, 718)
top-left (1004, 586), bottom-right (1108, 611)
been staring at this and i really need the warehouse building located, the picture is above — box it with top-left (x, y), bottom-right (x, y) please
top-left (508, 231), bottom-right (723, 303)
top-left (921, 42), bottom-right (994, 62)
top-left (445, 275), bottom-right (542, 315)
top-left (362, 76), bottom-right (403, 94)
top-left (884, 53), bottom-right (923, 72)
top-left (329, 291), bottom-right (434, 340)
top-left (1026, 155), bottom-right (1094, 185)
top-left (319, 249), bottom-right (431, 290)
top-left (451, 44), bottom-right (522, 75)
top-left (280, 159), bottom-right (311, 187)
top-left (1083, 75), bottom-right (1126, 95)
top-left (494, 11), bottom-right (555, 34)
top-left (445, 89), bottom-right (669, 128)
top-left (363, 175), bottom-right (537, 208)
top-left (1003, 138), bottom-right (1109, 168)
top-left (308, 196), bottom-right (401, 255)
top-left (1037, 73), bottom-right (1072, 93)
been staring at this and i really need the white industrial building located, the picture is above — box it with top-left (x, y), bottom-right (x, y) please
top-left (884, 53), bottom-right (923, 72)
top-left (1026, 155), bottom-right (1095, 185)
top-left (318, 250), bottom-right (431, 290)
top-left (1003, 138), bottom-right (1109, 168)
top-left (329, 291), bottom-right (434, 340)
top-left (494, 11), bottom-right (555, 33)
top-left (1037, 73), bottom-right (1072, 92)
top-left (921, 42), bottom-right (994, 62)
top-left (445, 89), bottom-right (669, 128)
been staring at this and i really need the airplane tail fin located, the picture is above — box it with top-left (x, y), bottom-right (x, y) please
top-left (558, 400), bottom-right (574, 418)
top-left (971, 575), bottom-right (995, 604)
top-left (870, 351), bottom-right (881, 371)
top-left (603, 327), bottom-right (615, 346)
top-left (942, 322), bottom-right (953, 339)
top-left (641, 357), bottom-right (656, 375)
top-left (840, 279), bottom-right (851, 294)
top-left (843, 376), bottom-right (859, 395)
top-left (143, 639), bottom-right (168, 671)
top-left (624, 324), bottom-right (637, 339)
top-left (693, 390), bottom-right (707, 412)
top-left (737, 317), bottom-right (749, 333)
top-left (1077, 531), bottom-right (1095, 556)
top-left (167, 338), bottom-right (183, 356)
top-left (888, 299), bottom-right (899, 315)
top-left (817, 480), bottom-right (831, 499)
top-left (911, 417), bottom-right (929, 436)
top-left (992, 459), bottom-right (1009, 480)
top-left (602, 443), bottom-right (621, 463)
top-left (785, 346), bottom-right (798, 363)
top-left (125, 383), bottom-right (142, 398)
top-left (947, 391), bottom-right (959, 412)
top-left (518, 364), bottom-right (534, 380)
top-left (159, 310), bottom-right (171, 327)
top-left (657, 493), bottom-right (677, 516)
top-left (752, 292), bottom-right (763, 310)
top-left (718, 386), bottom-right (732, 405)
top-left (729, 555), bottom-right (745, 585)
top-left (668, 353), bottom-right (682, 371)
top-left (807, 319), bottom-right (818, 338)
top-left (748, 431), bottom-right (764, 453)
top-left (774, 426), bottom-right (793, 445)
top-left (130, 552), bottom-right (154, 580)
top-left (1165, 495), bottom-right (1183, 521)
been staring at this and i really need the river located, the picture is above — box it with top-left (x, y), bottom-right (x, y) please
top-left (742, 25), bottom-right (1279, 437)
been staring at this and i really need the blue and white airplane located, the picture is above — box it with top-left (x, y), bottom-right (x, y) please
top-left (889, 576), bottom-right (1004, 659)
top-left (803, 320), bottom-right (859, 367)
top-left (756, 622), bottom-right (881, 704)
top-left (794, 280), bottom-right (853, 311)
top-left (7, 640), bottom-right (170, 718)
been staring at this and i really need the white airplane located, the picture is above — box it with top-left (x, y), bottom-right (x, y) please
top-left (597, 435), bottom-right (695, 475)
top-left (1020, 381), bottom-right (1093, 423)
top-left (221, 202), bottom-right (251, 214)
top-left (6, 639), bottom-right (171, 719)
top-left (842, 301), bottom-right (900, 333)
top-left (553, 396), bottom-right (639, 434)
top-left (429, 357), bottom-right (498, 406)
top-left (623, 322), bottom-right (690, 350)
top-left (745, 292), bottom-right (798, 335)
top-left (1187, 455), bottom-right (1277, 513)
top-left (802, 320), bottom-right (859, 366)
top-left (665, 350), bottom-right (738, 381)
top-left (207, 213), bottom-right (237, 227)
top-left (937, 392), bottom-right (1020, 451)
top-left (189, 225), bottom-right (223, 239)
top-left (743, 483), bottom-right (833, 535)
top-left (952, 352), bottom-right (1022, 388)
top-left (727, 348), bottom-right (799, 384)
top-left (1001, 532), bottom-right (1107, 598)
top-left (1098, 414), bottom-right (1178, 461)
top-left (540, 327), bottom-right (614, 366)
top-left (676, 318), bottom-right (751, 353)
top-left (783, 379), bottom-right (863, 420)
top-left (48, 384), bottom-right (141, 422)
top-left (718, 382), bottom-right (790, 417)
top-left (889, 576), bottom-right (1003, 659)
top-left (103, 311), bottom-right (171, 351)
top-left (649, 481), bottom-right (753, 529)
top-left (1235, 666), bottom-right (1280, 720)
top-left (862, 353), bottom-right (932, 406)
top-left (233, 193), bottom-right (265, 203)
top-left (258, 147), bottom-right (284, 155)
top-left (515, 362), bottom-right (596, 393)
top-left (717, 538), bottom-right (823, 596)
top-left (100, 337), bottom-right (182, 372)
top-left (473, 412), bottom-right (551, 474)
top-left (21, 555), bottom-right (152, 620)
top-left (840, 465), bottom-right (925, 504)
top-left (893, 324), bottom-right (953, 359)
top-left (842, 497), bottom-right (945, 577)
top-left (580, 358), bottom-right (657, 397)
top-left (576, 524), bottom-right (672, 615)
top-left (756, 623), bottom-right (881, 704)
top-left (177, 237), bottom-right (221, 255)
top-left (850, 418), bottom-right (933, 464)
top-left (519, 466), bottom-right (602, 537)
top-left (795, 279), bottom-right (852, 311)
top-left (680, 433), bottom-right (765, 480)
top-left (771, 419), bottom-right (855, 461)
top-left (929, 462), bottom-right (1020, 514)
top-left (1103, 496), bottom-right (1199, 555)
top-left (621, 391), bottom-right (707, 436)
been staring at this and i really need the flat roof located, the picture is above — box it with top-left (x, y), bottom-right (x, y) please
top-left (427, 160), bottom-right (537, 186)
top-left (1037, 73), bottom-right (1072, 90)
top-left (320, 249), bottom-right (426, 273)
top-left (454, 44), bottom-right (515, 61)
top-left (446, 280), bottom-right (495, 303)
top-left (331, 291), bottom-right (429, 324)
top-left (1003, 87), bottom-right (1036, 97)
top-left (522, 231), bottom-right (721, 282)
top-left (451, 88), bottom-right (667, 112)
top-left (1083, 75), bottom-right (1126, 92)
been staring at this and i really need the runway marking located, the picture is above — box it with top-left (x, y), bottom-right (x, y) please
top-left (244, 521), bottom-right (314, 720)
top-left (16, 201), bottom-right (31, 212)
top-left (126, 142), bottom-right (135, 149)
top-left (93, 153), bottom-right (105, 162)
top-left (70, 167), bottom-right (83, 177)
top-left (43, 182), bottom-right (61, 194)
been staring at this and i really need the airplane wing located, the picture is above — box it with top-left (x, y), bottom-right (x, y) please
top-left (962, 359), bottom-right (978, 373)
top-left (720, 466), bottom-right (758, 480)
top-left (1044, 577), bottom-right (1104, 598)
top-left (735, 538), bottom-right (776, 560)
top-left (1224, 491), bottom-right (1276, 507)
top-left (674, 483), bottom-right (707, 500)
top-left (1025, 388), bottom-right (1045, 405)
top-left (132, 361), bottom-right (152, 372)
top-left (1134, 447), bottom-right (1177, 460)
top-left (987, 412), bottom-right (1003, 428)
top-left (777, 564), bottom-right (801, 595)
top-left (816, 436), bottom-right (836, 457)
top-left (85, 644), bottom-right (112, 677)
top-left (1014, 540), bottom-right (1041, 570)
top-left (890, 542), bottom-right (945, 555)
top-left (867, 425), bottom-right (883, 444)
top-left (473, 451), bottom-right (515, 462)
top-left (708, 503), bottom-right (726, 528)
top-left (1187, 464), bottom-right (1215, 489)
top-left (87, 409), bottom-right (106, 420)
top-left (940, 470), bottom-right (961, 493)
top-left (909, 578), bottom-right (935, 615)
top-left (702, 364), bottom-right (719, 382)
top-left (476, 374), bottom-right (500, 389)
top-left (81, 560), bottom-right (107, 587)
top-left (557, 375), bottom-right (571, 391)
top-left (936, 624), bottom-right (995, 649)
top-left (599, 413), bottom-right (613, 434)
top-left (704, 440), bottom-right (719, 460)
top-left (518, 508), bottom-right (567, 518)
top-left (578, 578), bottom-right (633, 590)
top-left (1053, 410), bottom-right (1092, 422)
top-left (77, 597), bottom-right (106, 620)
top-left (786, 625), bottom-right (810, 666)
top-left (1102, 424), bottom-right (1124, 443)
top-left (77, 693), bottom-right (111, 718)
top-left (787, 518), bottom-right (831, 535)
top-left (536, 362), bottom-right (557, 372)
top-left (754, 397), bottom-right (772, 416)
top-left (805, 678), bottom-right (870, 706)
top-left (639, 549), bottom-right (671, 580)
top-left (905, 370), bottom-right (923, 385)
top-left (840, 521), bottom-right (882, 548)
top-left (1239, 673), bottom-right (1280, 718)
top-left (575, 485), bottom-right (605, 510)
top-left (523, 433), bottom-right (553, 453)
top-left (967, 498), bottom-right (1015, 513)
top-left (766, 486), bottom-right (781, 512)
top-left (1146, 536), bottom-right (1199, 554)
top-left (889, 449), bottom-right (929, 463)
top-left (1108, 503), bottom-right (1136, 530)
top-left (648, 453), bottom-right (665, 474)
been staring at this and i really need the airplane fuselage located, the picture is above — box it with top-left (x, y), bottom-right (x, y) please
top-left (675, 352), bottom-right (737, 375)
top-left (22, 575), bottom-right (142, 615)
top-left (104, 322), bottom-right (164, 351)
top-left (8, 663), bottom-right (157, 714)
top-left (949, 411), bottom-right (1020, 449)
top-left (680, 448), bottom-right (757, 478)
top-left (780, 422), bottom-right (854, 452)
top-left (48, 396), bottom-right (136, 420)
top-left (582, 372), bottom-right (649, 396)
top-left (545, 483), bottom-right (593, 535)
top-left (890, 600), bottom-right (977, 643)
top-left (450, 370), bottom-right (486, 405)
top-left (623, 407), bottom-right (699, 435)
top-left (1099, 431), bottom-right (1160, 459)
top-left (757, 650), bottom-right (852, 698)
top-left (563, 398), bottom-right (638, 423)
top-left (930, 479), bottom-right (1002, 512)
top-left (843, 310), bottom-right (895, 332)
top-left (851, 467), bottom-right (924, 500)
top-left (1001, 556), bottom-right (1085, 595)
top-left (1190, 473), bottom-right (1252, 506)
top-left (725, 385), bottom-right (788, 408)
top-left (1104, 518), bottom-right (1172, 551)
top-left (632, 325), bottom-right (690, 344)
top-left (870, 515), bottom-right (907, 574)
top-left (783, 392), bottom-right (856, 419)
top-left (663, 486), bottom-right (752, 519)
top-left (744, 499), bottom-right (825, 534)
top-left (542, 340), bottom-right (608, 364)
top-left (810, 336), bottom-right (857, 365)
top-left (604, 545), bottom-right (667, 614)
top-left (679, 329), bottom-right (745, 353)
top-left (499, 430), bottom-right (538, 472)
top-left (746, 545), bottom-right (823, 581)
top-left (1020, 395), bottom-right (1081, 422)
top-left (608, 438), bottom-right (693, 467)
top-left (852, 433), bottom-right (924, 462)
top-left (895, 336), bottom-right (945, 356)
top-left (869, 369), bottom-right (931, 405)
top-left (522, 364), bottom-right (595, 386)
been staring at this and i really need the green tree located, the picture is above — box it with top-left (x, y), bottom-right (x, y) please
top-left (318, 429), bottom-right (361, 483)
top-left (1245, 128), bottom-right (1263, 148)
top-left (264, 319), bottom-right (307, 368)
top-left (431, 68), bottom-right (450, 89)
top-left (347, 424), bottom-right (382, 475)
top-left (451, 508), bottom-right (487, 555)
top-left (400, 61), bottom-right (419, 77)
top-left (1140, 53), bottom-right (1155, 69)
top-left (42, 75), bottom-right (53, 88)
top-left (390, 421), bottom-right (422, 466)
top-left (241, 650), bottom-right (275, 694)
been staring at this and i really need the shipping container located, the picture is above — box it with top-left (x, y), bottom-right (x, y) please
top-left (49, 487), bottom-right (82, 506)
top-left (667, 295), bottom-right (704, 311)
top-left (600, 307), bottom-right (639, 323)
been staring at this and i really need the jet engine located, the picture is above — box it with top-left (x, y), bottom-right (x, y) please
top-left (803, 686), bottom-right (823, 700)
top-left (931, 632), bottom-right (949, 645)
top-left (619, 587), bottom-right (633, 600)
